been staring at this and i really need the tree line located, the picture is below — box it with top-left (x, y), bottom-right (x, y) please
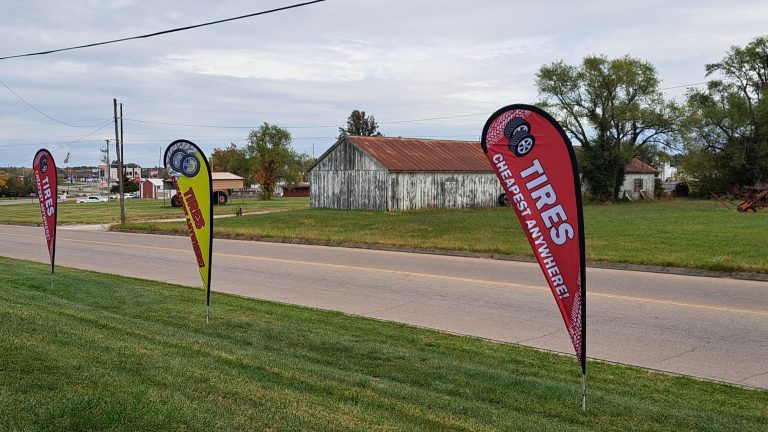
top-left (537, 35), bottom-right (767, 200)
top-left (0, 169), bottom-right (36, 197)
top-left (212, 36), bottom-right (767, 202)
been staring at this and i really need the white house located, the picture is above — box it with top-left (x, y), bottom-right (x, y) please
top-left (620, 158), bottom-right (658, 200)
top-left (574, 148), bottom-right (659, 199)
top-left (660, 161), bottom-right (678, 182)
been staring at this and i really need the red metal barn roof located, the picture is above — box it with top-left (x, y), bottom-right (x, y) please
top-left (624, 158), bottom-right (658, 174)
top-left (346, 136), bottom-right (491, 172)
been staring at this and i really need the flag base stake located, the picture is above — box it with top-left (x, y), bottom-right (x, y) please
top-left (581, 371), bottom-right (587, 412)
top-left (205, 305), bottom-right (210, 323)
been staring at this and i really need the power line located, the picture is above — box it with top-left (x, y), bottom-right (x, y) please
top-left (660, 81), bottom-right (710, 91)
top-left (0, 78), bottom-right (112, 128)
top-left (123, 112), bottom-right (490, 130)
top-left (380, 112), bottom-right (489, 124)
top-left (0, 0), bottom-right (327, 61)
top-left (4, 121), bottom-right (112, 165)
top-left (123, 118), bottom-right (270, 129)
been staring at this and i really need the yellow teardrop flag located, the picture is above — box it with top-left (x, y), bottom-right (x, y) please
top-left (164, 140), bottom-right (213, 320)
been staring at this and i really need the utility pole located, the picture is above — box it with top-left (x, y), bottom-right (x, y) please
top-left (104, 139), bottom-right (110, 193)
top-left (118, 102), bottom-right (125, 225)
top-left (113, 98), bottom-right (125, 224)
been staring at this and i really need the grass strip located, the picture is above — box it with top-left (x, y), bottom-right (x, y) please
top-left (0, 257), bottom-right (765, 431)
top-left (122, 199), bottom-right (768, 274)
top-left (0, 197), bottom-right (308, 225)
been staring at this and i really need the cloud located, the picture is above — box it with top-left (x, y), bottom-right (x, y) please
top-left (164, 48), bottom-right (366, 81)
top-left (1, 0), bottom-right (767, 167)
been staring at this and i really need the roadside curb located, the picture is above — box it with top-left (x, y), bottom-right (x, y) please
top-left (110, 227), bottom-right (768, 283)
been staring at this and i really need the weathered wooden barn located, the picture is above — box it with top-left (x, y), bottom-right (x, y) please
top-left (309, 136), bottom-right (504, 211)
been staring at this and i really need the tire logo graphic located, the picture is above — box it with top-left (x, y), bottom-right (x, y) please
top-left (40, 155), bottom-right (48, 173)
top-left (181, 154), bottom-right (200, 177)
top-left (169, 148), bottom-right (201, 177)
top-left (503, 117), bottom-right (535, 157)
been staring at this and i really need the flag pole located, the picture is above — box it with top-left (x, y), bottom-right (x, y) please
top-left (580, 260), bottom-right (587, 412)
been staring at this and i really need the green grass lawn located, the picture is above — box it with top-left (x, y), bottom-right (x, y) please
top-left (1, 257), bottom-right (765, 431)
top-left (121, 199), bottom-right (768, 274)
top-left (0, 197), bottom-right (308, 225)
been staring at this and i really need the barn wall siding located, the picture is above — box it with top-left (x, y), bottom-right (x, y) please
top-left (310, 139), bottom-right (504, 211)
top-left (311, 140), bottom-right (389, 210)
top-left (389, 172), bottom-right (503, 211)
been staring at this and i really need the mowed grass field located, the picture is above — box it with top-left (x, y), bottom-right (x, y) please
top-left (122, 199), bottom-right (768, 274)
top-left (1, 257), bottom-right (766, 431)
top-left (0, 197), bottom-right (308, 225)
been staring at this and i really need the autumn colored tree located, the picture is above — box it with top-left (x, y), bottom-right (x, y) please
top-left (0, 171), bottom-right (8, 196)
top-left (246, 123), bottom-right (296, 200)
top-left (211, 143), bottom-right (250, 182)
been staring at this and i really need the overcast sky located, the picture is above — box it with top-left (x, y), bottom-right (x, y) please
top-left (1, 0), bottom-right (766, 168)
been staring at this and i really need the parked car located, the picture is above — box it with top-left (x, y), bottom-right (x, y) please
top-left (662, 182), bottom-right (689, 197)
top-left (125, 192), bottom-right (139, 199)
top-left (76, 195), bottom-right (108, 204)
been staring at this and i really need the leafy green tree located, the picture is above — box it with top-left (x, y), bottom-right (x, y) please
top-left (110, 173), bottom-right (139, 194)
top-left (537, 55), bottom-right (678, 200)
top-left (680, 35), bottom-right (768, 194)
top-left (285, 153), bottom-right (314, 187)
top-left (7, 175), bottom-right (21, 197)
top-left (211, 143), bottom-right (251, 182)
top-left (247, 123), bottom-right (296, 200)
top-left (20, 172), bottom-right (35, 196)
top-left (337, 110), bottom-right (383, 140)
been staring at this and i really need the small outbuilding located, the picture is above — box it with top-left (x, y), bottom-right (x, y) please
top-left (140, 178), bottom-right (166, 199)
top-left (621, 158), bottom-right (659, 200)
top-left (574, 147), bottom-right (659, 200)
top-left (309, 136), bottom-right (503, 211)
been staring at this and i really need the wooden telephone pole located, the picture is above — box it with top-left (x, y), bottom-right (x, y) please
top-left (113, 98), bottom-right (125, 225)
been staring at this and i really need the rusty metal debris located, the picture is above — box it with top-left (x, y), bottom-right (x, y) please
top-left (737, 187), bottom-right (768, 212)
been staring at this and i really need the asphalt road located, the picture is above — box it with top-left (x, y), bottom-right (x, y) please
top-left (1, 224), bottom-right (766, 389)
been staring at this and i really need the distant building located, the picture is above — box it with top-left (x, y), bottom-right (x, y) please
top-left (660, 161), bottom-right (678, 182)
top-left (308, 136), bottom-right (504, 211)
top-left (140, 178), bottom-right (167, 199)
top-left (621, 158), bottom-right (659, 199)
top-left (98, 164), bottom-right (142, 187)
top-left (574, 147), bottom-right (658, 199)
top-left (282, 183), bottom-right (310, 198)
top-left (141, 167), bottom-right (164, 179)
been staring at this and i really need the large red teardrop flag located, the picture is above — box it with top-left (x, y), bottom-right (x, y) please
top-left (33, 149), bottom-right (58, 275)
top-left (481, 104), bottom-right (587, 409)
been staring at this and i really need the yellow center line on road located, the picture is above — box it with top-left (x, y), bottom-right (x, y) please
top-left (3, 231), bottom-right (768, 317)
